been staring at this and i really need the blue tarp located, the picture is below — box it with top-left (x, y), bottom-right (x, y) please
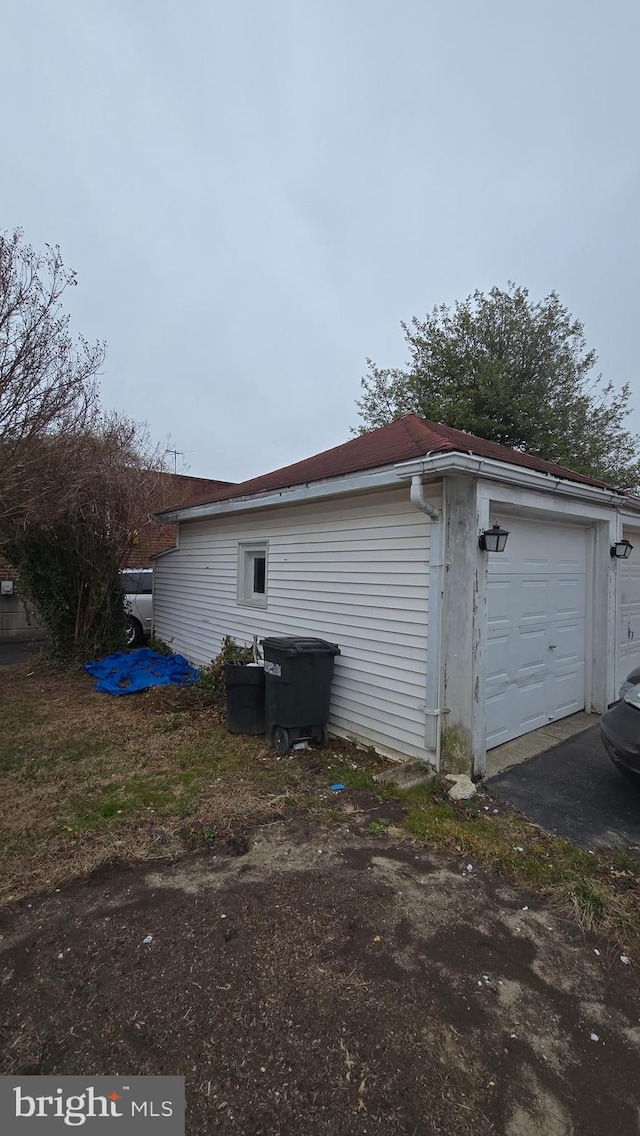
top-left (85, 648), bottom-right (199, 695)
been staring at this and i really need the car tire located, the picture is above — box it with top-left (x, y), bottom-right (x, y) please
top-left (125, 617), bottom-right (143, 648)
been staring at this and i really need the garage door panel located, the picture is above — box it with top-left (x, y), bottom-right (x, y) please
top-left (487, 628), bottom-right (546, 685)
top-left (490, 575), bottom-right (585, 626)
top-left (486, 693), bottom-right (511, 747)
top-left (555, 579), bottom-right (585, 620)
top-left (520, 609), bottom-right (548, 627)
top-left (486, 517), bottom-right (587, 749)
top-left (553, 672), bottom-right (585, 716)
top-left (517, 659), bottom-right (547, 680)
top-left (486, 687), bottom-right (548, 748)
top-left (492, 527), bottom-right (585, 570)
top-left (616, 530), bottom-right (640, 691)
top-left (519, 702), bottom-right (548, 731)
top-left (521, 580), bottom-right (549, 612)
top-left (620, 614), bottom-right (640, 657)
top-left (550, 620), bottom-right (584, 668)
top-left (487, 578), bottom-right (517, 626)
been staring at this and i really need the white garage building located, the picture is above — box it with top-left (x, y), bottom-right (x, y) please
top-left (153, 415), bottom-right (640, 776)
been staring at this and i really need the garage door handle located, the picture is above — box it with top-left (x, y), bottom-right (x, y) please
top-left (549, 643), bottom-right (557, 650)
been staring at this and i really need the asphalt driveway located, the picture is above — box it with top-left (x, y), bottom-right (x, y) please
top-left (487, 725), bottom-right (640, 852)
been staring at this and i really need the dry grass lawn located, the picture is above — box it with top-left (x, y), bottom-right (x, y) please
top-left (0, 659), bottom-right (384, 902)
top-left (2, 657), bottom-right (640, 947)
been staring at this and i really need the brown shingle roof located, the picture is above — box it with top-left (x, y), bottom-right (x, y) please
top-left (158, 472), bottom-right (235, 504)
top-left (167, 415), bottom-right (621, 513)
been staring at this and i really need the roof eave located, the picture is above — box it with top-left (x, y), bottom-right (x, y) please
top-left (157, 449), bottom-right (636, 523)
top-left (395, 451), bottom-right (633, 508)
top-left (155, 462), bottom-right (410, 522)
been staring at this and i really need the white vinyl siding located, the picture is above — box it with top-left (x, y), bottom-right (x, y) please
top-left (153, 485), bottom-right (437, 761)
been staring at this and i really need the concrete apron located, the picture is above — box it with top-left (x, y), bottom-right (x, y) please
top-left (484, 711), bottom-right (599, 779)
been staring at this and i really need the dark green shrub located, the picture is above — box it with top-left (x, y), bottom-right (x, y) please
top-left (7, 519), bottom-right (127, 662)
top-left (197, 635), bottom-right (256, 699)
top-left (148, 636), bottom-right (175, 656)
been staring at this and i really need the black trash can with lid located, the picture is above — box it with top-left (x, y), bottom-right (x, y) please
top-left (261, 636), bottom-right (340, 754)
top-left (224, 663), bottom-right (265, 735)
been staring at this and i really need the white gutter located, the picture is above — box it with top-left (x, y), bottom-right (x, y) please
top-left (410, 475), bottom-right (444, 761)
top-left (160, 448), bottom-right (637, 523)
top-left (157, 464), bottom-right (405, 522)
top-left (395, 452), bottom-right (633, 510)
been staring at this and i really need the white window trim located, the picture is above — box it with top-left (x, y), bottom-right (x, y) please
top-left (238, 541), bottom-right (269, 608)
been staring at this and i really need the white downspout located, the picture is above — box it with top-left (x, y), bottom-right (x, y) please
top-left (410, 475), bottom-right (445, 767)
top-left (410, 475), bottom-right (440, 519)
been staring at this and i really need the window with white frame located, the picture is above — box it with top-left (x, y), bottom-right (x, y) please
top-left (238, 542), bottom-right (268, 607)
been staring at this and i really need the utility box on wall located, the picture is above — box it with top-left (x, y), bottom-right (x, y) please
top-left (0, 579), bottom-right (46, 642)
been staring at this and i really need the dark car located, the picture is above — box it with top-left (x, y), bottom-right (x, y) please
top-left (599, 666), bottom-right (640, 787)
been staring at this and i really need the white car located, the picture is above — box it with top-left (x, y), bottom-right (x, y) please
top-left (121, 568), bottom-right (153, 647)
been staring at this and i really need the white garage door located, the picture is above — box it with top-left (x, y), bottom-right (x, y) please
top-left (486, 516), bottom-right (588, 749)
top-left (616, 528), bottom-right (640, 693)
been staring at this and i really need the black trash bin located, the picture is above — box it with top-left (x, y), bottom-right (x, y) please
top-left (261, 636), bottom-right (340, 754)
top-left (224, 663), bottom-right (265, 735)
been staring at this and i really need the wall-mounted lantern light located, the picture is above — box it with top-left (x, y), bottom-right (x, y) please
top-left (611, 539), bottom-right (633, 559)
top-left (479, 523), bottom-right (510, 553)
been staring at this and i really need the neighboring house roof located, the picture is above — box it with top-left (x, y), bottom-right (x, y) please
top-left (158, 473), bottom-right (236, 501)
top-left (163, 415), bottom-right (622, 515)
top-left (126, 472), bottom-right (236, 567)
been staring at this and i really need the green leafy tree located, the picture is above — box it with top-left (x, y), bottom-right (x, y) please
top-left (356, 284), bottom-right (640, 489)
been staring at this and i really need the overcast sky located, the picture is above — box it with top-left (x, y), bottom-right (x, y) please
top-left (2, 0), bottom-right (638, 480)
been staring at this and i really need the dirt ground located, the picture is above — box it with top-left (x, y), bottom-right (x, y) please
top-left (2, 800), bottom-right (639, 1136)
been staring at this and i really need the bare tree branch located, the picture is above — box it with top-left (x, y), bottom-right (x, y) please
top-left (0, 228), bottom-right (104, 525)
